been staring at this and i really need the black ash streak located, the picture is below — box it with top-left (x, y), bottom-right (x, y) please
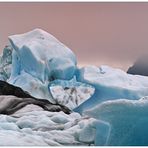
top-left (0, 80), bottom-right (71, 115)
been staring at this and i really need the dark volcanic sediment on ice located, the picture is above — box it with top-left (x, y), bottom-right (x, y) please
top-left (0, 80), bottom-right (71, 115)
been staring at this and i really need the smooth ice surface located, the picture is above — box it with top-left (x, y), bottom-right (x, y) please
top-left (75, 65), bottom-right (148, 113)
top-left (49, 77), bottom-right (95, 109)
top-left (85, 98), bottom-right (148, 145)
top-left (7, 29), bottom-right (77, 102)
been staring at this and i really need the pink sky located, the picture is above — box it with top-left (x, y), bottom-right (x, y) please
top-left (0, 2), bottom-right (148, 71)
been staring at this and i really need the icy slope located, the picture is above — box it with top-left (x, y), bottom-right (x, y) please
top-left (7, 29), bottom-right (77, 103)
top-left (75, 65), bottom-right (148, 113)
top-left (85, 97), bottom-right (148, 145)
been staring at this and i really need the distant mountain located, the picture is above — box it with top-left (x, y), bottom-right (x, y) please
top-left (127, 55), bottom-right (148, 76)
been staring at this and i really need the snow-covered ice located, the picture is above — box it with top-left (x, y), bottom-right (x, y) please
top-left (0, 98), bottom-right (99, 146)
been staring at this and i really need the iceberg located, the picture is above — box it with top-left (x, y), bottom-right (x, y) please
top-left (75, 65), bottom-right (148, 113)
top-left (85, 98), bottom-right (148, 145)
top-left (6, 29), bottom-right (77, 103)
top-left (0, 29), bottom-right (95, 110)
top-left (1, 29), bottom-right (148, 146)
